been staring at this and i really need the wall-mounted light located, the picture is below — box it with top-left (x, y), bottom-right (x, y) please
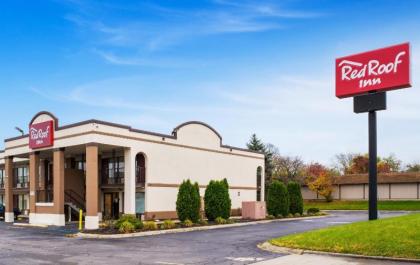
top-left (15, 127), bottom-right (24, 135)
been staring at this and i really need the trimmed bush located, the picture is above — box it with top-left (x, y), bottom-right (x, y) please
top-left (287, 181), bottom-right (304, 215)
top-left (183, 219), bottom-right (193, 227)
top-left (267, 180), bottom-right (289, 217)
top-left (162, 219), bottom-right (176, 229)
top-left (204, 179), bottom-right (232, 221)
top-left (215, 217), bottom-right (227, 224)
top-left (115, 214), bottom-right (143, 230)
top-left (199, 219), bottom-right (208, 226)
top-left (118, 221), bottom-right (135, 233)
top-left (144, 221), bottom-right (158, 230)
top-left (307, 208), bottom-right (320, 215)
top-left (176, 179), bottom-right (201, 223)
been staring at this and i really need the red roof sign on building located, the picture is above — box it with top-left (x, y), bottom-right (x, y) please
top-left (29, 120), bottom-right (54, 149)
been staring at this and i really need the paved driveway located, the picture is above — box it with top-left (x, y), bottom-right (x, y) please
top-left (0, 211), bottom-right (415, 265)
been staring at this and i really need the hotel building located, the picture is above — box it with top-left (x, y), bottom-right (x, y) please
top-left (0, 111), bottom-right (264, 229)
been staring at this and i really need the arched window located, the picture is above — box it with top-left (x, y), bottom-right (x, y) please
top-left (256, 166), bottom-right (262, 201)
top-left (135, 153), bottom-right (146, 186)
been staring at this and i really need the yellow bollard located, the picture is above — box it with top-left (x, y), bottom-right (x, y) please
top-left (79, 209), bottom-right (83, 230)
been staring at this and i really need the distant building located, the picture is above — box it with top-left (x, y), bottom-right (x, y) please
top-left (302, 173), bottom-right (420, 200)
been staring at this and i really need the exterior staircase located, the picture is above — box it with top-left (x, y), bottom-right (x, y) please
top-left (64, 189), bottom-right (85, 222)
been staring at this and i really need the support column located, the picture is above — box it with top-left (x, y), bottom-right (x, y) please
top-left (97, 154), bottom-right (102, 222)
top-left (53, 148), bottom-right (65, 226)
top-left (124, 148), bottom-right (136, 214)
top-left (86, 144), bottom-right (99, 229)
top-left (4, 157), bottom-right (14, 222)
top-left (29, 152), bottom-right (40, 216)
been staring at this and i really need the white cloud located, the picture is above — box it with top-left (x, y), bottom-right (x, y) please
top-left (63, 1), bottom-right (322, 57)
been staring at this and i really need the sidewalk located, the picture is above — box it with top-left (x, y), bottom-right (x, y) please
top-left (251, 254), bottom-right (417, 265)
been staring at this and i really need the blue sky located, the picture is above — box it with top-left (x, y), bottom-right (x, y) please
top-left (1, 0), bottom-right (420, 166)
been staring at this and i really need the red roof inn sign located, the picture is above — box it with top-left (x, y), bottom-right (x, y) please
top-left (336, 43), bottom-right (410, 98)
top-left (335, 43), bottom-right (411, 221)
top-left (29, 120), bottom-right (54, 149)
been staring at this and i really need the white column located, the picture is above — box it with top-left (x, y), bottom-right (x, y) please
top-left (124, 148), bottom-right (136, 214)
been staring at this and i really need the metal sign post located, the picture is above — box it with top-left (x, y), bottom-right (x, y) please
top-left (368, 110), bottom-right (378, 220)
top-left (354, 91), bottom-right (386, 220)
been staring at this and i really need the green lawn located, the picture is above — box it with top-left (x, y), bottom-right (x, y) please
top-left (304, 200), bottom-right (420, 211)
top-left (270, 213), bottom-right (420, 259)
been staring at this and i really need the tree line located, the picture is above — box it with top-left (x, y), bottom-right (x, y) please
top-left (246, 134), bottom-right (420, 201)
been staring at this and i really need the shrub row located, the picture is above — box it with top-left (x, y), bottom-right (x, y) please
top-left (176, 180), bottom-right (201, 222)
top-left (204, 179), bottom-right (231, 221)
top-left (176, 178), bottom-right (232, 223)
top-left (267, 180), bottom-right (303, 217)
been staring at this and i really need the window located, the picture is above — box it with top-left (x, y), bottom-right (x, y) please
top-left (256, 166), bottom-right (262, 201)
top-left (14, 166), bottom-right (29, 188)
top-left (135, 192), bottom-right (145, 214)
top-left (14, 194), bottom-right (28, 211)
top-left (102, 156), bottom-right (124, 184)
top-left (135, 153), bottom-right (146, 185)
top-left (0, 169), bottom-right (4, 188)
top-left (76, 161), bottom-right (86, 171)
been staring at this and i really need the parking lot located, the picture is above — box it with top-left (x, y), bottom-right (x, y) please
top-left (0, 211), bottom-right (415, 265)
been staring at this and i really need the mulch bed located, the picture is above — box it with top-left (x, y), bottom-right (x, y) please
top-left (82, 214), bottom-right (323, 235)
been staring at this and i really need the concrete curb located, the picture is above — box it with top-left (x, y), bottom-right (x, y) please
top-left (258, 242), bottom-right (420, 264)
top-left (324, 210), bottom-right (420, 212)
top-left (13, 223), bottom-right (48, 228)
top-left (76, 215), bottom-right (329, 239)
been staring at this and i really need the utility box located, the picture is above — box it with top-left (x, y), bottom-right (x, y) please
top-left (242, 201), bottom-right (266, 220)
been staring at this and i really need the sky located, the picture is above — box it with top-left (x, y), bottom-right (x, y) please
top-left (1, 0), bottom-right (420, 166)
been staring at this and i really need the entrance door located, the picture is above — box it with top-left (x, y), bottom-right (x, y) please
top-left (104, 193), bottom-right (120, 219)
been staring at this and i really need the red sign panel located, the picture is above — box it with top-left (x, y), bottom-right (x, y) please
top-left (29, 120), bottom-right (54, 149)
top-left (336, 43), bottom-right (411, 98)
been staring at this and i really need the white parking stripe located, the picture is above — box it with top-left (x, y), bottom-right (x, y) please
top-left (155, 261), bottom-right (184, 265)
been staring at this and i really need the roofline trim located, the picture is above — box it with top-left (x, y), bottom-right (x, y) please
top-left (29, 111), bottom-right (59, 129)
top-left (4, 117), bottom-right (264, 155)
top-left (172, 121), bottom-right (223, 141)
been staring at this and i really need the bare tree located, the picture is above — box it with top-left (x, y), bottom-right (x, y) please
top-left (272, 154), bottom-right (306, 184)
top-left (333, 153), bottom-right (357, 175)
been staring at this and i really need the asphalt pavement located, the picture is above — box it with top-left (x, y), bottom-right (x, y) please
top-left (0, 211), bottom-right (415, 265)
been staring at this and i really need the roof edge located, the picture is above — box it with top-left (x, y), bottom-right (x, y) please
top-left (4, 118), bottom-right (262, 156)
top-left (172, 121), bottom-right (223, 141)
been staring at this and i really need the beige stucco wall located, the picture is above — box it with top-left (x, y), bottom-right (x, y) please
top-left (340, 184), bottom-right (364, 200)
top-left (391, 183), bottom-right (418, 199)
top-left (301, 186), bottom-right (318, 200)
top-left (303, 183), bottom-right (420, 200)
top-left (378, 184), bottom-right (390, 199)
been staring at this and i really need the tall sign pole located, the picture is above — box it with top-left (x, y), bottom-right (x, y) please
top-left (336, 43), bottom-right (411, 220)
top-left (368, 109), bottom-right (377, 220)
